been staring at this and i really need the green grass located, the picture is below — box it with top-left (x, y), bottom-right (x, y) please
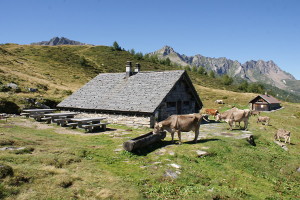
top-left (0, 102), bottom-right (299, 199)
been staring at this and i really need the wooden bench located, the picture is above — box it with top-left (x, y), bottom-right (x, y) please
top-left (66, 122), bottom-right (78, 129)
top-left (20, 112), bottom-right (30, 118)
top-left (53, 118), bottom-right (73, 126)
top-left (0, 113), bottom-right (9, 122)
top-left (30, 114), bottom-right (44, 121)
top-left (41, 117), bottom-right (52, 124)
top-left (82, 122), bottom-right (110, 132)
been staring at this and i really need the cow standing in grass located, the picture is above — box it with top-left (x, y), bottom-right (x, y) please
top-left (257, 116), bottom-right (270, 126)
top-left (251, 110), bottom-right (260, 116)
top-left (153, 113), bottom-right (209, 144)
top-left (274, 129), bottom-right (291, 144)
top-left (215, 108), bottom-right (251, 130)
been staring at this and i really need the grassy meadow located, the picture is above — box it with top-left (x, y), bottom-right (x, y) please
top-left (0, 44), bottom-right (299, 199)
top-left (0, 101), bottom-right (299, 199)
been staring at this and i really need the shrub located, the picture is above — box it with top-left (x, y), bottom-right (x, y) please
top-left (13, 147), bottom-right (35, 154)
top-left (0, 164), bottom-right (14, 179)
top-left (62, 90), bottom-right (73, 96)
top-left (0, 98), bottom-right (20, 114)
top-left (0, 85), bottom-right (11, 92)
top-left (36, 83), bottom-right (48, 91)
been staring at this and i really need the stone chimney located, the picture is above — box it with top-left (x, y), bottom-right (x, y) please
top-left (134, 63), bottom-right (141, 73)
top-left (126, 61), bottom-right (133, 78)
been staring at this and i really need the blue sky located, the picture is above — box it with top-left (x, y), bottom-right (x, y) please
top-left (1, 0), bottom-right (299, 79)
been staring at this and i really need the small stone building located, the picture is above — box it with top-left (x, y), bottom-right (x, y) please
top-left (57, 62), bottom-right (203, 127)
top-left (249, 94), bottom-right (281, 111)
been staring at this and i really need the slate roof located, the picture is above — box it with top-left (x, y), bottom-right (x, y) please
top-left (58, 70), bottom-right (197, 114)
top-left (249, 94), bottom-right (281, 104)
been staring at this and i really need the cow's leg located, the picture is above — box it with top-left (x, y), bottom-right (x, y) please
top-left (193, 128), bottom-right (199, 143)
top-left (228, 121), bottom-right (233, 130)
top-left (244, 120), bottom-right (248, 130)
top-left (177, 131), bottom-right (182, 144)
top-left (288, 136), bottom-right (291, 144)
top-left (171, 131), bottom-right (175, 143)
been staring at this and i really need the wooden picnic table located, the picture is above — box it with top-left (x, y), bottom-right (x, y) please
top-left (22, 109), bottom-right (56, 113)
top-left (44, 112), bottom-right (77, 122)
top-left (22, 109), bottom-right (57, 121)
top-left (71, 117), bottom-right (107, 128)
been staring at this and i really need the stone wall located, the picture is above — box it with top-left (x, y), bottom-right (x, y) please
top-left (76, 112), bottom-right (152, 128)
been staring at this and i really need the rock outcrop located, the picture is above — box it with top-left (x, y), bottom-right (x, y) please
top-left (31, 37), bottom-right (87, 46)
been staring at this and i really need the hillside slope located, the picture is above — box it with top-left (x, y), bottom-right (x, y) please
top-left (0, 43), bottom-right (298, 113)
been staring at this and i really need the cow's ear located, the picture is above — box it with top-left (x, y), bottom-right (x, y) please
top-left (159, 123), bottom-right (163, 128)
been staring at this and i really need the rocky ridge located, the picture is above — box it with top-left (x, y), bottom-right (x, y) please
top-left (149, 46), bottom-right (297, 91)
top-left (31, 37), bottom-right (87, 46)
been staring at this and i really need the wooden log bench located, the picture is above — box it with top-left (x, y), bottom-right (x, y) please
top-left (82, 122), bottom-right (110, 132)
top-left (41, 117), bottom-right (52, 124)
top-left (66, 122), bottom-right (78, 129)
top-left (123, 131), bottom-right (167, 152)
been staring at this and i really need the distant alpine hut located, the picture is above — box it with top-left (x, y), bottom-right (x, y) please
top-left (57, 61), bottom-right (203, 127)
top-left (249, 94), bottom-right (281, 111)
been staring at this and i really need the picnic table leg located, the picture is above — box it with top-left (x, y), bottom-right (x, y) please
top-left (102, 124), bottom-right (107, 131)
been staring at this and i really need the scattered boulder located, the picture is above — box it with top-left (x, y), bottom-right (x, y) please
top-left (196, 150), bottom-right (209, 157)
top-left (274, 141), bottom-right (288, 151)
top-left (168, 163), bottom-right (181, 169)
top-left (0, 164), bottom-right (14, 178)
top-left (164, 169), bottom-right (178, 179)
top-left (28, 88), bottom-right (38, 92)
top-left (6, 83), bottom-right (18, 89)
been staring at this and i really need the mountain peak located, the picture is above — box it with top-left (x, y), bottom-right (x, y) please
top-left (150, 47), bottom-right (297, 91)
top-left (31, 37), bottom-right (87, 46)
top-left (158, 45), bottom-right (177, 55)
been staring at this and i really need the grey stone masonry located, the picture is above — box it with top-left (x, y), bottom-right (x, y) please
top-left (77, 113), bottom-right (151, 128)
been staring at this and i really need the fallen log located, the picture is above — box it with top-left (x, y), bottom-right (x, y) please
top-left (123, 131), bottom-right (166, 152)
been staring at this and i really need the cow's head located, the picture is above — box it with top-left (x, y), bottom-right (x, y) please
top-left (153, 122), bottom-right (163, 134)
top-left (215, 113), bottom-right (221, 122)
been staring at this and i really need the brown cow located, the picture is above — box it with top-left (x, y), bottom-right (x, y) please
top-left (215, 108), bottom-right (251, 130)
top-left (251, 110), bottom-right (260, 116)
top-left (153, 113), bottom-right (208, 144)
top-left (274, 129), bottom-right (291, 144)
top-left (257, 116), bottom-right (270, 125)
top-left (204, 109), bottom-right (219, 118)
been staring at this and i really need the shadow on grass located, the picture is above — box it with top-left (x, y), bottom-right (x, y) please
top-left (86, 127), bottom-right (117, 133)
top-left (184, 138), bottom-right (220, 145)
top-left (130, 138), bottom-right (220, 156)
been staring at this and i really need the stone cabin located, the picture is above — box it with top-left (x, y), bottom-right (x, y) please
top-left (249, 94), bottom-right (281, 111)
top-left (57, 61), bottom-right (203, 127)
